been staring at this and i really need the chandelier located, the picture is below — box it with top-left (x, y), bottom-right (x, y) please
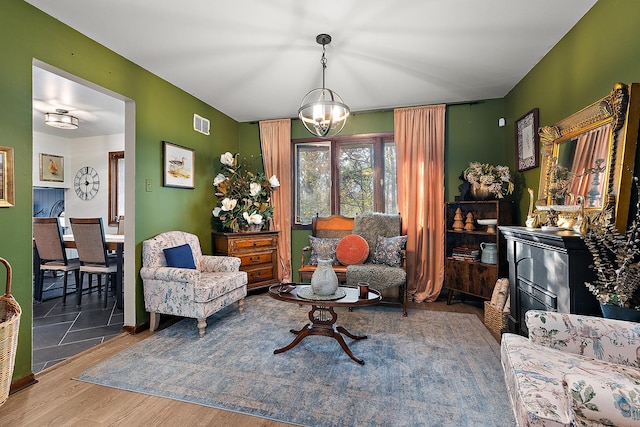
top-left (45, 109), bottom-right (79, 129)
top-left (298, 34), bottom-right (350, 138)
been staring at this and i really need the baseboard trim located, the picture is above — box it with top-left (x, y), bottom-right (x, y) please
top-left (10, 373), bottom-right (37, 394)
top-left (123, 322), bottom-right (149, 335)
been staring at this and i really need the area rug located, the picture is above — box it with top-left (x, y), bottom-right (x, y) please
top-left (77, 294), bottom-right (515, 426)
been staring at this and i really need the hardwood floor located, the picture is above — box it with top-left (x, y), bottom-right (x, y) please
top-left (1, 294), bottom-right (486, 426)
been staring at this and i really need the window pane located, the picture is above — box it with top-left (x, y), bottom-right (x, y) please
top-left (296, 143), bottom-right (330, 224)
top-left (339, 143), bottom-right (374, 217)
top-left (385, 142), bottom-right (398, 214)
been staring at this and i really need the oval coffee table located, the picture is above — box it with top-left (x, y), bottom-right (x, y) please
top-left (268, 284), bottom-right (382, 365)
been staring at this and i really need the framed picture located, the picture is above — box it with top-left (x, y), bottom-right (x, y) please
top-left (39, 153), bottom-right (64, 182)
top-left (515, 108), bottom-right (540, 171)
top-left (0, 146), bottom-right (15, 207)
top-left (163, 141), bottom-right (195, 189)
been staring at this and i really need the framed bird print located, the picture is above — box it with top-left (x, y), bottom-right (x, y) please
top-left (163, 141), bottom-right (195, 189)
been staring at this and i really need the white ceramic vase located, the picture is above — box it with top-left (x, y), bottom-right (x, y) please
top-left (310, 258), bottom-right (339, 296)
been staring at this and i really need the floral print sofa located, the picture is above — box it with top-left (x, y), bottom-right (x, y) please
top-left (141, 231), bottom-right (247, 338)
top-left (501, 310), bottom-right (640, 426)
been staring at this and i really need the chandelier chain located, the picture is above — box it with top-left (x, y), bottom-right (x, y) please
top-left (320, 45), bottom-right (327, 89)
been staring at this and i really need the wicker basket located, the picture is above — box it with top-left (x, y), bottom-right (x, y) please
top-left (484, 300), bottom-right (508, 342)
top-left (0, 257), bottom-right (21, 406)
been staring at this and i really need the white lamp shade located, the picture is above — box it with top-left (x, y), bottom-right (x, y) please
top-left (45, 112), bottom-right (79, 129)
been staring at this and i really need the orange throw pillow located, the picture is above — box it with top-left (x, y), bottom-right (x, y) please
top-left (335, 234), bottom-right (369, 265)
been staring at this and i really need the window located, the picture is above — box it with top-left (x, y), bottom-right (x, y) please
top-left (294, 133), bottom-right (396, 226)
top-left (108, 151), bottom-right (125, 226)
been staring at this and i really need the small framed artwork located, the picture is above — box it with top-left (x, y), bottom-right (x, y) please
top-left (515, 108), bottom-right (540, 172)
top-left (39, 153), bottom-right (65, 182)
top-left (163, 141), bottom-right (195, 189)
top-left (0, 146), bottom-right (15, 207)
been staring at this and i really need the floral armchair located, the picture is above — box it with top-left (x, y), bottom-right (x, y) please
top-left (501, 310), bottom-right (640, 426)
top-left (140, 231), bottom-right (247, 338)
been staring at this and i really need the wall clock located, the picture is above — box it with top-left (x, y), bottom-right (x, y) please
top-left (74, 166), bottom-right (100, 200)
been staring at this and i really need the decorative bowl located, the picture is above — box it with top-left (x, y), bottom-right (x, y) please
top-left (477, 219), bottom-right (498, 226)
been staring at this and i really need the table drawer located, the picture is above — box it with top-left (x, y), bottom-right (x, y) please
top-left (238, 251), bottom-right (273, 267)
top-left (245, 265), bottom-right (275, 283)
top-left (230, 236), bottom-right (277, 252)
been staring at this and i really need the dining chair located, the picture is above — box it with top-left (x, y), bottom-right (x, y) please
top-left (32, 217), bottom-right (80, 304)
top-left (69, 217), bottom-right (117, 308)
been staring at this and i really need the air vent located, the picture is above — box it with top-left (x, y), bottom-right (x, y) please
top-left (193, 114), bottom-right (210, 135)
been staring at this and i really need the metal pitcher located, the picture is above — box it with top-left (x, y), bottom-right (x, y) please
top-left (480, 242), bottom-right (497, 264)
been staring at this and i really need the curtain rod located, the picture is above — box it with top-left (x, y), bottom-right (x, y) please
top-left (248, 100), bottom-right (481, 124)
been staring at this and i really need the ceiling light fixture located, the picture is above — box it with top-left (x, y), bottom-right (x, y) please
top-left (45, 109), bottom-right (79, 129)
top-left (298, 34), bottom-right (350, 138)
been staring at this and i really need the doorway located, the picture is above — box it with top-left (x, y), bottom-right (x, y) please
top-left (32, 61), bottom-right (135, 371)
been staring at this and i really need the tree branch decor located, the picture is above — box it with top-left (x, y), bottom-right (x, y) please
top-left (582, 177), bottom-right (640, 309)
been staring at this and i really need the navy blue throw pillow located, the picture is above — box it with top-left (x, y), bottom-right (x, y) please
top-left (163, 244), bottom-right (196, 269)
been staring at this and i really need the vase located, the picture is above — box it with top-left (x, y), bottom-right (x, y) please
top-left (471, 183), bottom-right (496, 200)
top-left (599, 303), bottom-right (640, 322)
top-left (310, 258), bottom-right (339, 296)
top-left (239, 223), bottom-right (262, 232)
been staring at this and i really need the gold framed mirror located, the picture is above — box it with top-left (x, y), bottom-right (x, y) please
top-left (537, 82), bottom-right (640, 232)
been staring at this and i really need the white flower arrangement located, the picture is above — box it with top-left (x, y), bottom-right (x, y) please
top-left (212, 152), bottom-right (279, 232)
top-left (463, 162), bottom-right (514, 199)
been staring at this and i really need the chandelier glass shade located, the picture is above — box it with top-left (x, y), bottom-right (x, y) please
top-left (45, 109), bottom-right (79, 129)
top-left (298, 34), bottom-right (350, 138)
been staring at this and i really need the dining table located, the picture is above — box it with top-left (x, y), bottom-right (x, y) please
top-left (62, 233), bottom-right (125, 309)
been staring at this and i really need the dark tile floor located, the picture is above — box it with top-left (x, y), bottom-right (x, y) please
top-left (32, 273), bottom-right (124, 373)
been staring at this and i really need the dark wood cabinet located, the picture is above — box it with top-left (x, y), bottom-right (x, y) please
top-left (211, 231), bottom-right (279, 291)
top-left (499, 226), bottom-right (600, 336)
top-left (444, 200), bottom-right (512, 303)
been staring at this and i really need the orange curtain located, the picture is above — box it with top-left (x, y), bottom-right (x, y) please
top-left (570, 123), bottom-right (611, 207)
top-left (259, 119), bottom-right (292, 282)
top-left (394, 105), bottom-right (446, 303)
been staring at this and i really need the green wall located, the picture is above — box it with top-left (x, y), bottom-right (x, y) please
top-left (505, 0), bottom-right (640, 224)
top-left (445, 99), bottom-right (508, 201)
top-left (0, 1), bottom-right (239, 381)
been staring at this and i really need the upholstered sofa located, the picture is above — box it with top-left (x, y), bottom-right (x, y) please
top-left (141, 231), bottom-right (247, 337)
top-left (299, 213), bottom-right (407, 315)
top-left (501, 310), bottom-right (640, 426)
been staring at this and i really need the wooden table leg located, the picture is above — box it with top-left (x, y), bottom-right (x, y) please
top-left (274, 305), bottom-right (368, 365)
top-left (274, 323), bottom-right (312, 354)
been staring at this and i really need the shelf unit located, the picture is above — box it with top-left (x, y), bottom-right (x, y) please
top-left (444, 200), bottom-right (512, 303)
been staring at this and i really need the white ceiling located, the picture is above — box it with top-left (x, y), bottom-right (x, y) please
top-left (27, 0), bottom-right (597, 127)
top-left (33, 66), bottom-right (125, 138)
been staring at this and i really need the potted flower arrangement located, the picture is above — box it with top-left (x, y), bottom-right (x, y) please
top-left (582, 177), bottom-right (640, 319)
top-left (463, 162), bottom-right (514, 199)
top-left (212, 152), bottom-right (280, 232)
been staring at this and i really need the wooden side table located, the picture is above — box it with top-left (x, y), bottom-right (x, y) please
top-left (212, 231), bottom-right (279, 290)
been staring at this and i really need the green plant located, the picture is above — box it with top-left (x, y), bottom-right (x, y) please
top-left (212, 152), bottom-right (279, 232)
top-left (463, 162), bottom-right (514, 198)
top-left (582, 177), bottom-right (640, 309)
